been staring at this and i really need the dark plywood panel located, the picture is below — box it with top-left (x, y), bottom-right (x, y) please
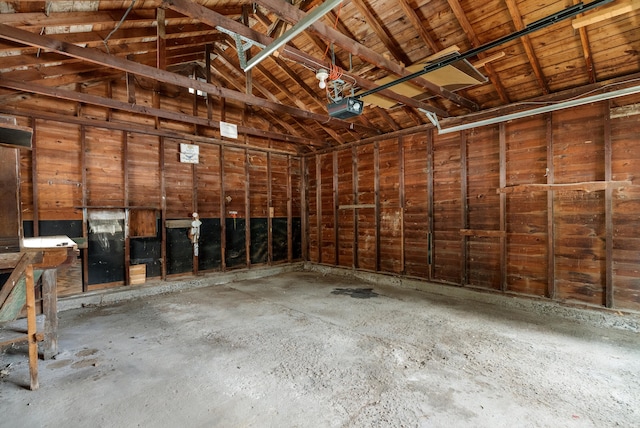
top-left (292, 217), bottom-right (302, 260)
top-left (166, 226), bottom-right (192, 275)
top-left (198, 218), bottom-right (222, 271)
top-left (272, 217), bottom-right (288, 262)
top-left (88, 218), bottom-right (125, 285)
top-left (130, 216), bottom-right (162, 279)
top-left (250, 218), bottom-right (268, 265)
top-left (226, 217), bottom-right (246, 268)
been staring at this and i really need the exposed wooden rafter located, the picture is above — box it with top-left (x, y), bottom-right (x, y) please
top-left (504, 0), bottom-right (550, 94)
top-left (253, 0), bottom-right (479, 112)
top-left (0, 23), bottom-right (379, 136)
top-left (0, 76), bottom-right (324, 147)
top-left (163, 0), bottom-right (450, 117)
top-left (446, 0), bottom-right (510, 105)
top-left (350, 0), bottom-right (411, 66)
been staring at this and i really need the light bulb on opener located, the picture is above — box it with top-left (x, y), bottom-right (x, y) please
top-left (316, 68), bottom-right (329, 90)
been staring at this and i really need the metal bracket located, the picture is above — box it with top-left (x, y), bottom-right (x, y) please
top-left (419, 109), bottom-right (442, 133)
top-left (215, 26), bottom-right (265, 70)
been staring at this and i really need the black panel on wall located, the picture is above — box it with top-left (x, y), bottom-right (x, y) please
top-left (88, 220), bottom-right (124, 285)
top-left (272, 217), bottom-right (288, 262)
top-left (166, 227), bottom-right (192, 275)
top-left (250, 218), bottom-right (268, 264)
top-left (199, 218), bottom-right (221, 271)
top-left (130, 219), bottom-right (162, 278)
top-left (292, 217), bottom-right (302, 260)
top-left (23, 221), bottom-right (33, 238)
top-left (226, 218), bottom-right (246, 268)
top-left (23, 220), bottom-right (84, 239)
top-left (39, 220), bottom-right (83, 238)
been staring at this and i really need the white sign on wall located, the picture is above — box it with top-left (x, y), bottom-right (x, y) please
top-left (180, 143), bottom-right (199, 164)
top-left (220, 121), bottom-right (238, 139)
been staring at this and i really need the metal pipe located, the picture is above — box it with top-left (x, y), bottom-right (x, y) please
top-left (244, 0), bottom-right (343, 71)
top-left (436, 84), bottom-right (640, 134)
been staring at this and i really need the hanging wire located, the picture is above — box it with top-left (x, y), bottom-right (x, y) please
top-left (103, 0), bottom-right (137, 54)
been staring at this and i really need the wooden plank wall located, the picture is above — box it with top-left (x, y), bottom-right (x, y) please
top-left (15, 78), bottom-right (303, 296)
top-left (306, 95), bottom-right (640, 311)
top-left (504, 116), bottom-right (548, 296)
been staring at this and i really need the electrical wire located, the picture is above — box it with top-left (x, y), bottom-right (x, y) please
top-left (103, 0), bottom-right (137, 54)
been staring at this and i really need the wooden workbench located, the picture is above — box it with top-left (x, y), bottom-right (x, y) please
top-left (0, 237), bottom-right (78, 390)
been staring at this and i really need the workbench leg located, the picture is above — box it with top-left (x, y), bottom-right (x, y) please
top-left (25, 264), bottom-right (39, 391)
top-left (41, 269), bottom-right (58, 359)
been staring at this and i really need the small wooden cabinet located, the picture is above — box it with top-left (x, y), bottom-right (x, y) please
top-left (0, 146), bottom-right (22, 253)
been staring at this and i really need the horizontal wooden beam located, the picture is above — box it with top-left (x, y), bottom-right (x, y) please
top-left (0, 76), bottom-right (323, 147)
top-left (610, 103), bottom-right (640, 119)
top-left (0, 106), bottom-right (300, 156)
top-left (0, 23), bottom-right (379, 135)
top-left (165, 219), bottom-right (193, 228)
top-left (497, 181), bottom-right (633, 194)
top-left (572, 0), bottom-right (640, 29)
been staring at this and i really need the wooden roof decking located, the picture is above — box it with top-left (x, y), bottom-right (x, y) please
top-left (0, 0), bottom-right (639, 150)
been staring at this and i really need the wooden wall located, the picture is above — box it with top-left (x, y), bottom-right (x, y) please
top-left (305, 95), bottom-right (640, 311)
top-left (12, 78), bottom-right (303, 296)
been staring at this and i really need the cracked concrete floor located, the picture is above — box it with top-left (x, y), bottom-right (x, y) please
top-left (1, 271), bottom-right (639, 427)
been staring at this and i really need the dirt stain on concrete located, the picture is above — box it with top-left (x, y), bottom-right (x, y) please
top-left (332, 288), bottom-right (380, 299)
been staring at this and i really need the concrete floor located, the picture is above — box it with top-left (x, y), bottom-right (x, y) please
top-left (1, 270), bottom-right (639, 427)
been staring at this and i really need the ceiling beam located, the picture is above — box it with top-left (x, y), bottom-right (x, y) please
top-left (211, 46), bottom-right (329, 146)
top-left (396, 0), bottom-right (440, 55)
top-left (573, 0), bottom-right (598, 84)
top-left (0, 8), bottom-right (242, 28)
top-left (0, 105), bottom-right (300, 156)
top-left (272, 56), bottom-right (327, 111)
top-left (254, 0), bottom-right (478, 112)
top-left (0, 76), bottom-right (323, 147)
top-left (505, 0), bottom-right (550, 95)
top-left (350, 0), bottom-right (411, 66)
top-left (572, 0), bottom-right (640, 29)
top-left (447, 0), bottom-right (511, 104)
top-left (252, 8), bottom-right (350, 72)
top-left (0, 23), bottom-right (378, 135)
top-left (163, 0), bottom-right (449, 117)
